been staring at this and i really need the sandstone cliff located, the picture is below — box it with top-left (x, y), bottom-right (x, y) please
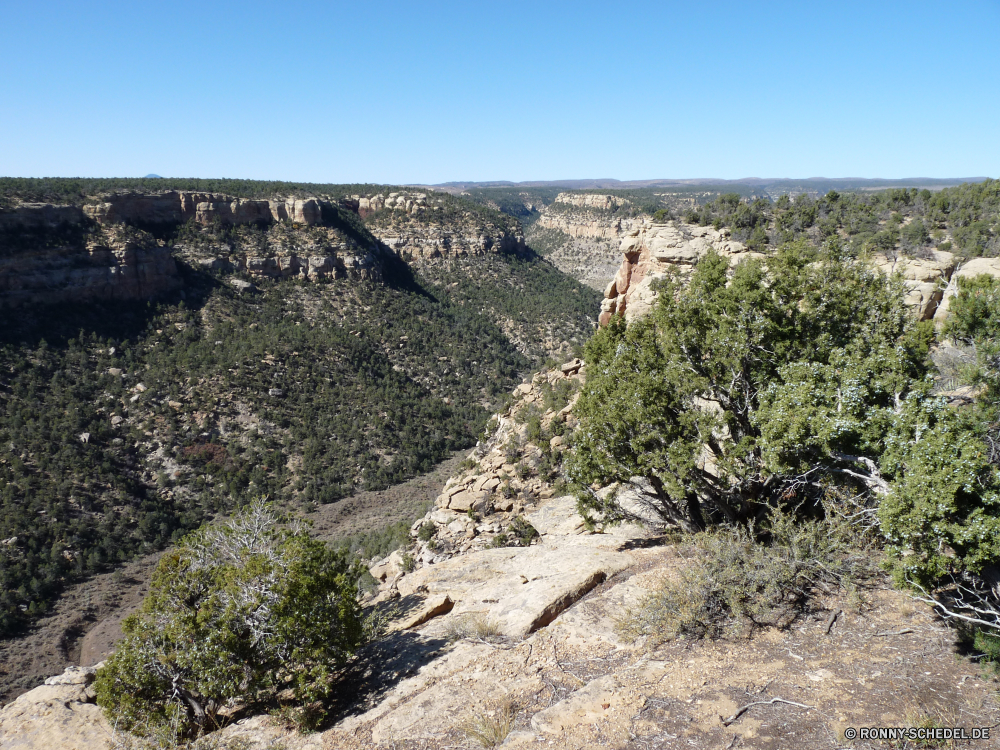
top-left (0, 222), bottom-right (180, 309)
top-left (83, 191), bottom-right (323, 227)
top-left (598, 221), bottom-right (750, 325)
top-left (359, 190), bottom-right (528, 261)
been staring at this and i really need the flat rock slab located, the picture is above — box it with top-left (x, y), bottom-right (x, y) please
top-left (333, 641), bottom-right (491, 734)
top-left (546, 566), bottom-right (667, 649)
top-left (0, 683), bottom-right (111, 750)
top-left (531, 674), bottom-right (631, 734)
top-left (397, 536), bottom-right (634, 638)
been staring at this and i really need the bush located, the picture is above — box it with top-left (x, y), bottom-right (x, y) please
top-left (94, 500), bottom-right (365, 737)
top-left (619, 508), bottom-right (874, 644)
top-left (568, 244), bottom-right (923, 531)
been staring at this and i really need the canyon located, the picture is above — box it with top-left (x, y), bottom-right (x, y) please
top-left (0, 188), bottom-right (527, 309)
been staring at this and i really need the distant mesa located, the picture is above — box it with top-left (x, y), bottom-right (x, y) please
top-left (143, 174), bottom-right (162, 178)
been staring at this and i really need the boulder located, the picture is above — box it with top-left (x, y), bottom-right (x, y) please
top-left (446, 489), bottom-right (487, 513)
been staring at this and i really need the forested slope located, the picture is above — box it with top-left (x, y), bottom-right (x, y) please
top-left (0, 180), bottom-right (600, 636)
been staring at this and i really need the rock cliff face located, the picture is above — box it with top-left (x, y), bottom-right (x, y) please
top-left (83, 191), bottom-right (323, 227)
top-left (193, 248), bottom-right (382, 284)
top-left (0, 223), bottom-right (181, 309)
top-left (359, 191), bottom-right (528, 261)
top-left (598, 221), bottom-right (750, 326)
top-left (374, 223), bottom-right (526, 261)
top-left (551, 192), bottom-right (631, 211)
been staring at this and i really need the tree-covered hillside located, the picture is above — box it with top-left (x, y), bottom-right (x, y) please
top-left (0, 218), bottom-right (598, 636)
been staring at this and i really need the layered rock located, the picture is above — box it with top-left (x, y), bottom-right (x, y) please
top-left (374, 222), bottom-right (526, 261)
top-left (551, 192), bottom-right (631, 211)
top-left (599, 221), bottom-right (749, 325)
top-left (195, 249), bottom-right (382, 283)
top-left (354, 191), bottom-right (433, 218)
top-left (83, 191), bottom-right (323, 227)
top-left (0, 224), bottom-right (181, 308)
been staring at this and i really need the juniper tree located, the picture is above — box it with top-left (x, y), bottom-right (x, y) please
top-left (94, 500), bottom-right (365, 736)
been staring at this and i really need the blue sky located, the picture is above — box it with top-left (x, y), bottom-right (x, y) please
top-left (1, 1), bottom-right (997, 183)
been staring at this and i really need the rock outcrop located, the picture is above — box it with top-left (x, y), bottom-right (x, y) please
top-left (193, 248), bottom-right (382, 283)
top-left (374, 222), bottom-right (526, 261)
top-left (599, 221), bottom-right (750, 325)
top-left (354, 191), bottom-right (433, 218)
top-left (83, 192), bottom-right (323, 227)
top-left (551, 192), bottom-right (631, 211)
top-left (872, 250), bottom-right (956, 320)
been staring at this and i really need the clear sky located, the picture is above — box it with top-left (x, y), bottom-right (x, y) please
top-left (1, 0), bottom-right (997, 183)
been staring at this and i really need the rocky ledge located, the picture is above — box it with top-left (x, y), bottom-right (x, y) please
top-left (599, 221), bottom-right (750, 325)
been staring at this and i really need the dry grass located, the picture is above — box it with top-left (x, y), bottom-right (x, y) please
top-left (618, 510), bottom-right (877, 645)
top-left (458, 700), bottom-right (518, 748)
top-left (444, 613), bottom-right (504, 642)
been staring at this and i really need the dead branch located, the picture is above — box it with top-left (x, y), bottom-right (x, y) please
top-left (722, 697), bottom-right (814, 726)
top-left (824, 609), bottom-right (842, 634)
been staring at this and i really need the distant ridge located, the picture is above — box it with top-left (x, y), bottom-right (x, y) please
top-left (423, 176), bottom-right (990, 195)
top-left (143, 173), bottom-right (162, 178)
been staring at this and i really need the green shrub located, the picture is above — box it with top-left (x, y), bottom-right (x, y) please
top-left (417, 522), bottom-right (436, 542)
top-left (508, 516), bottom-right (539, 547)
top-left (943, 274), bottom-right (1000, 345)
top-left (93, 500), bottom-right (364, 737)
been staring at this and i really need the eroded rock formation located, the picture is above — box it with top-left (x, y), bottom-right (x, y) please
top-left (83, 192), bottom-right (323, 227)
top-left (599, 221), bottom-right (750, 325)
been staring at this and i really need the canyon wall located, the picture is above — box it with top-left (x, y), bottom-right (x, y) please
top-left (358, 190), bottom-right (528, 260)
top-left (83, 192), bottom-right (323, 226)
top-left (529, 194), bottom-right (645, 289)
top-left (0, 223), bottom-right (180, 309)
